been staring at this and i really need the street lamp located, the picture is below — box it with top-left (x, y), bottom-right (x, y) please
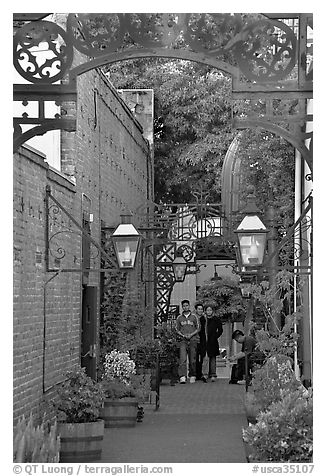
top-left (234, 193), bottom-right (268, 273)
top-left (111, 214), bottom-right (141, 269)
top-left (172, 256), bottom-right (188, 282)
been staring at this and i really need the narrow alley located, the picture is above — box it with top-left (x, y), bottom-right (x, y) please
top-left (101, 378), bottom-right (247, 463)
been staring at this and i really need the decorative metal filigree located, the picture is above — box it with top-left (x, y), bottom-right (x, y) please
top-left (67, 13), bottom-right (126, 57)
top-left (13, 20), bottom-right (74, 83)
top-left (46, 187), bottom-right (119, 272)
top-left (232, 95), bottom-right (313, 171)
top-left (13, 14), bottom-right (300, 84)
top-left (13, 13), bottom-right (312, 166)
top-left (135, 200), bottom-right (224, 242)
top-left (279, 216), bottom-right (312, 269)
top-left (231, 19), bottom-right (297, 82)
top-left (46, 200), bottom-right (81, 270)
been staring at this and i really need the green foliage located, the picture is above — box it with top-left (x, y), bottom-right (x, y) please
top-left (246, 270), bottom-right (302, 339)
top-left (131, 337), bottom-right (161, 370)
top-left (130, 373), bottom-right (151, 403)
top-left (254, 315), bottom-right (300, 359)
top-left (243, 388), bottom-right (313, 462)
top-left (196, 275), bottom-right (246, 322)
top-left (103, 379), bottom-right (136, 400)
top-left (107, 58), bottom-right (235, 203)
top-left (100, 271), bottom-right (127, 353)
top-left (236, 129), bottom-right (295, 232)
top-left (52, 367), bottom-right (105, 424)
top-left (101, 372), bottom-right (151, 401)
top-left (101, 349), bottom-right (151, 401)
top-left (13, 414), bottom-right (60, 463)
top-left (251, 356), bottom-right (303, 412)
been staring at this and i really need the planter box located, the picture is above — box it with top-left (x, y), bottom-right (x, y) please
top-left (58, 419), bottom-right (104, 463)
top-left (101, 397), bottom-right (138, 428)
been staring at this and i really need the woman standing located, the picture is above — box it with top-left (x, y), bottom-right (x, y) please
top-left (199, 303), bottom-right (223, 382)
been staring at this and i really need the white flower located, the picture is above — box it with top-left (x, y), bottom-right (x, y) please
top-left (103, 350), bottom-right (136, 384)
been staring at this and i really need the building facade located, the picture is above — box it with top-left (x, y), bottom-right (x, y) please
top-left (13, 65), bottom-right (154, 425)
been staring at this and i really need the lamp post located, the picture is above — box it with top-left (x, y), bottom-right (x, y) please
top-left (234, 193), bottom-right (268, 336)
top-left (111, 213), bottom-right (142, 269)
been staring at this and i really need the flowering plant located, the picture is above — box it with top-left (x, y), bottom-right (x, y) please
top-left (243, 388), bottom-right (312, 462)
top-left (103, 350), bottom-right (136, 384)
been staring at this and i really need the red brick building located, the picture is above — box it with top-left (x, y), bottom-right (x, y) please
top-left (13, 66), bottom-right (154, 425)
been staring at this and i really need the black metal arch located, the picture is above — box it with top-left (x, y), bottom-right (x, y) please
top-left (13, 12), bottom-right (312, 168)
top-left (69, 48), bottom-right (238, 81)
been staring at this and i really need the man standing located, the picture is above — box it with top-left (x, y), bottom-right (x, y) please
top-left (175, 299), bottom-right (200, 384)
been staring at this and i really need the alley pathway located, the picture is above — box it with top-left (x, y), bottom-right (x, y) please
top-left (100, 377), bottom-right (247, 463)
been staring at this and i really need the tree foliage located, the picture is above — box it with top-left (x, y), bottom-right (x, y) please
top-left (106, 58), bottom-right (235, 203)
top-left (236, 129), bottom-right (295, 228)
top-left (196, 275), bottom-right (246, 322)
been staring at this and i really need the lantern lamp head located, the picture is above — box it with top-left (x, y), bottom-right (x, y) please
top-left (112, 221), bottom-right (141, 269)
top-left (172, 256), bottom-right (188, 282)
top-left (234, 194), bottom-right (268, 271)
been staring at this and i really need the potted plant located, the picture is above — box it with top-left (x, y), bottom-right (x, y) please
top-left (100, 350), bottom-right (139, 428)
top-left (52, 366), bottom-right (105, 463)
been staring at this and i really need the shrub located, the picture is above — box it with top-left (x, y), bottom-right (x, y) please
top-left (52, 367), bottom-right (105, 423)
top-left (103, 379), bottom-right (136, 399)
top-left (130, 373), bottom-right (151, 403)
top-left (132, 338), bottom-right (161, 369)
top-left (251, 355), bottom-right (303, 411)
top-left (243, 388), bottom-right (312, 462)
top-left (13, 414), bottom-right (60, 463)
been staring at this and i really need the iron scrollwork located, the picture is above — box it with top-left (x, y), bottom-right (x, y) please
top-left (45, 187), bottom-right (119, 272)
top-left (13, 20), bottom-right (74, 83)
top-left (14, 14), bottom-right (301, 85)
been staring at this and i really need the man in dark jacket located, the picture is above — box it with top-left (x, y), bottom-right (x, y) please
top-left (228, 329), bottom-right (258, 384)
top-left (195, 302), bottom-right (205, 380)
top-left (198, 303), bottom-right (223, 382)
top-left (175, 299), bottom-right (200, 384)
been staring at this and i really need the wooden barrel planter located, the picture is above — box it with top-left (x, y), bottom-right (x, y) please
top-left (101, 398), bottom-right (138, 428)
top-left (58, 419), bottom-right (104, 463)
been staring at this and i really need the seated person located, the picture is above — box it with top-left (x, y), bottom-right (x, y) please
top-left (228, 329), bottom-right (259, 384)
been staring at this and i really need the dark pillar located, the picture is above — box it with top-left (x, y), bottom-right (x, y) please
top-left (265, 206), bottom-right (281, 332)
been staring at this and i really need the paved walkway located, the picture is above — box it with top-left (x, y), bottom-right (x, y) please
top-left (100, 377), bottom-right (248, 463)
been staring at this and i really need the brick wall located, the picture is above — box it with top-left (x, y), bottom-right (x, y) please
top-left (13, 62), bottom-right (154, 424)
top-left (13, 146), bottom-right (80, 424)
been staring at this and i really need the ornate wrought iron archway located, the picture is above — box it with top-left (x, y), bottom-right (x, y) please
top-left (13, 13), bottom-right (313, 172)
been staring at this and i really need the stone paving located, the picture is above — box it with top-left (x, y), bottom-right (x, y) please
top-left (101, 378), bottom-right (248, 463)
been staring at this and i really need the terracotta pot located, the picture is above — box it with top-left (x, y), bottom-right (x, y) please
top-left (58, 419), bottom-right (104, 463)
top-left (100, 397), bottom-right (138, 428)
